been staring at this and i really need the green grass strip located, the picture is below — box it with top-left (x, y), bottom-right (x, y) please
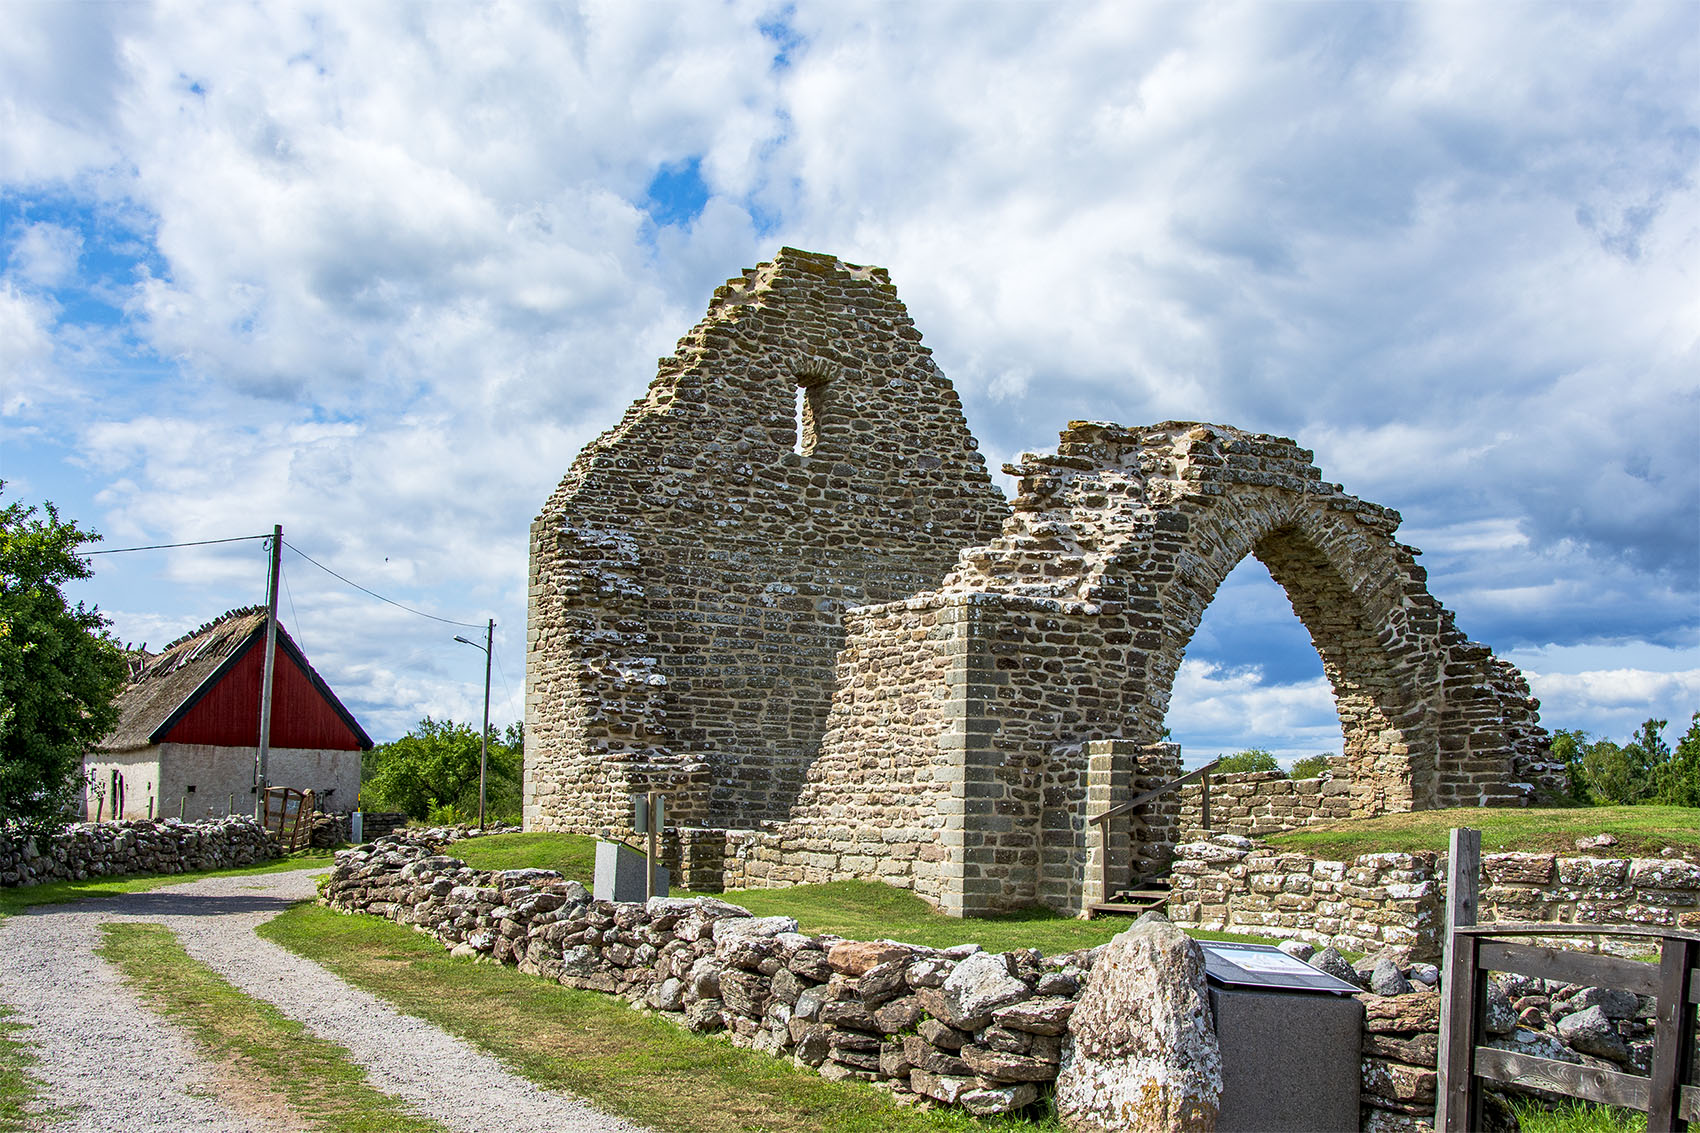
top-left (0, 849), bottom-right (336, 917)
top-left (265, 903), bottom-right (1058, 1133)
top-left (1267, 805), bottom-right (1700, 861)
top-left (0, 1005), bottom-right (64, 1133)
top-left (1510, 1096), bottom-right (1648, 1133)
top-left (97, 922), bottom-right (447, 1133)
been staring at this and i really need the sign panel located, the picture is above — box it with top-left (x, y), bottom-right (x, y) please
top-left (1198, 940), bottom-right (1362, 994)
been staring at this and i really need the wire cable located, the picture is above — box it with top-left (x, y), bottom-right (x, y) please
top-left (281, 540), bottom-right (485, 629)
top-left (83, 533), bottom-right (272, 555)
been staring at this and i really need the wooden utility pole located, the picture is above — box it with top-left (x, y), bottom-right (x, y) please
top-left (255, 524), bottom-right (282, 821)
top-left (478, 618), bottom-right (492, 829)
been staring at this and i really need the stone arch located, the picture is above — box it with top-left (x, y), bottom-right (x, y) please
top-left (790, 419), bottom-right (1557, 916)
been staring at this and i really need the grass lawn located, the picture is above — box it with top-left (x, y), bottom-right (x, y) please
top-left (1511, 1097), bottom-right (1647, 1133)
top-left (264, 904), bottom-right (1058, 1133)
top-left (450, 832), bottom-right (1275, 953)
top-left (99, 922), bottom-right (447, 1133)
top-left (0, 848), bottom-right (335, 917)
top-left (1266, 806), bottom-right (1700, 861)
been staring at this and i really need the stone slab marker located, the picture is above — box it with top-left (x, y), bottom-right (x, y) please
top-left (1057, 918), bottom-right (1223, 1131)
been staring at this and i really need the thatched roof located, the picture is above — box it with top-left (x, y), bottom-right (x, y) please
top-left (95, 607), bottom-right (372, 752)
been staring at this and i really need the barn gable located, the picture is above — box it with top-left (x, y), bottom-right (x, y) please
top-left (98, 608), bottom-right (372, 754)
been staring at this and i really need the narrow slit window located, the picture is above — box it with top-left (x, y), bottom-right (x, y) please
top-left (795, 378), bottom-right (827, 456)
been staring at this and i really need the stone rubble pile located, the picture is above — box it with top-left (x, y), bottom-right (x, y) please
top-left (0, 817), bottom-right (278, 887)
top-left (324, 837), bottom-right (1098, 1117)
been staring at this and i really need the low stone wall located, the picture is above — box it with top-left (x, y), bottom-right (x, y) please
top-left (324, 839), bottom-right (1089, 1116)
top-left (1167, 834), bottom-right (1700, 961)
top-left (1168, 835), bottom-right (1443, 960)
top-left (0, 817), bottom-right (279, 887)
top-left (1178, 769), bottom-right (1354, 837)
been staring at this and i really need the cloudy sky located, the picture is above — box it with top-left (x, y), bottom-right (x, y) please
top-left (3, 1), bottom-right (1696, 767)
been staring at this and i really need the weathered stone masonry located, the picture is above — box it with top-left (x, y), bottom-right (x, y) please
top-left (528, 249), bottom-right (1559, 918)
top-left (526, 249), bottom-right (1007, 834)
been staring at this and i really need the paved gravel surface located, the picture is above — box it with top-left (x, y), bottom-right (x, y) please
top-left (0, 868), bottom-right (649, 1133)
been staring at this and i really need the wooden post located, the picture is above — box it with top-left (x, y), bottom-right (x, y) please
top-left (1648, 934), bottom-right (1698, 1132)
top-left (178, 796), bottom-right (186, 820)
top-left (255, 524), bottom-right (282, 820)
top-left (1200, 770), bottom-right (1211, 830)
top-left (1437, 827), bottom-right (1483, 1133)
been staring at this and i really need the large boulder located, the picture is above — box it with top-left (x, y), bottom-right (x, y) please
top-left (1056, 920), bottom-right (1222, 1132)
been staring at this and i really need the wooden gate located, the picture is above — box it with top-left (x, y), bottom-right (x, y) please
top-left (1437, 827), bottom-right (1700, 1132)
top-left (262, 787), bottom-right (316, 853)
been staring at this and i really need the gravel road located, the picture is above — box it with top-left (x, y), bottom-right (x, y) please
top-left (0, 868), bottom-right (649, 1133)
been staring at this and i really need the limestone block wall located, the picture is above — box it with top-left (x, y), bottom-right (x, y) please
top-left (1167, 837), bottom-right (1445, 960)
top-left (1167, 836), bottom-right (1700, 961)
top-left (526, 248), bottom-right (1007, 837)
top-left (1177, 768), bottom-right (1356, 837)
top-left (773, 585), bottom-right (1186, 917)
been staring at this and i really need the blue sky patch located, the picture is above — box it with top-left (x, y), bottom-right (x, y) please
top-left (644, 157), bottom-right (710, 229)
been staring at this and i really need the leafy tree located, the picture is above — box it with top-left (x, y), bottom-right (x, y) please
top-left (362, 716), bottom-right (521, 822)
top-left (1562, 717), bottom-right (1697, 807)
top-left (1289, 754), bottom-right (1332, 780)
top-left (1548, 728), bottom-right (1593, 804)
top-left (0, 490), bottom-right (129, 832)
top-left (1652, 713), bottom-right (1700, 808)
top-left (1214, 748), bottom-right (1280, 775)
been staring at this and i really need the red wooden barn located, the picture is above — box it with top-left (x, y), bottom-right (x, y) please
top-left (87, 607), bottom-right (373, 821)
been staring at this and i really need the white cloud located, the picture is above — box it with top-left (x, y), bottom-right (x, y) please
top-left (4, 0), bottom-right (1695, 751)
top-left (6, 222), bottom-right (83, 287)
top-left (0, 281), bottom-right (63, 417)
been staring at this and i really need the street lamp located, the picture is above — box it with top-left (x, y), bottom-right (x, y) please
top-left (453, 618), bottom-right (494, 830)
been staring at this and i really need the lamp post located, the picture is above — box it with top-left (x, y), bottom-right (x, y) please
top-left (453, 618), bottom-right (494, 830)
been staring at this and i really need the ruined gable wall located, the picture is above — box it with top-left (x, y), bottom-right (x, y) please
top-left (525, 249), bottom-right (1008, 834)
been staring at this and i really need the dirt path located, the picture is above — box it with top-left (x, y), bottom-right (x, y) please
top-left (0, 869), bottom-right (648, 1133)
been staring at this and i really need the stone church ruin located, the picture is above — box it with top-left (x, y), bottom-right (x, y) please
top-left (526, 248), bottom-right (1561, 918)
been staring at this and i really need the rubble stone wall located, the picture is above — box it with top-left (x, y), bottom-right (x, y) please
top-left (933, 421), bottom-right (1560, 819)
top-left (0, 817), bottom-right (279, 887)
top-left (1167, 835), bottom-right (1700, 961)
top-left (526, 248), bottom-right (1007, 836)
top-left (525, 249), bottom-right (1560, 916)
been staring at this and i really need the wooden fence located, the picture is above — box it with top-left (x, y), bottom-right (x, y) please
top-left (1437, 827), bottom-right (1699, 1132)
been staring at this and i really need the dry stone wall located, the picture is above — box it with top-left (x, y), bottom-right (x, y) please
top-left (323, 837), bottom-right (1096, 1118)
top-left (1166, 833), bottom-right (1700, 960)
top-left (526, 248), bottom-right (1006, 836)
top-left (0, 817), bottom-right (278, 887)
top-left (331, 834), bottom-right (1661, 1132)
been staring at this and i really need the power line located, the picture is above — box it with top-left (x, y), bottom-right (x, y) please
top-left (281, 539), bottom-right (485, 629)
top-left (83, 533), bottom-right (272, 555)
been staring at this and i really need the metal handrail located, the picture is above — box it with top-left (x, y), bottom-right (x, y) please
top-left (1089, 757), bottom-right (1222, 826)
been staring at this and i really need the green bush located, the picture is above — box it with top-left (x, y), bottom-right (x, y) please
top-left (1213, 749), bottom-right (1280, 775)
top-left (1288, 754), bottom-right (1332, 780)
